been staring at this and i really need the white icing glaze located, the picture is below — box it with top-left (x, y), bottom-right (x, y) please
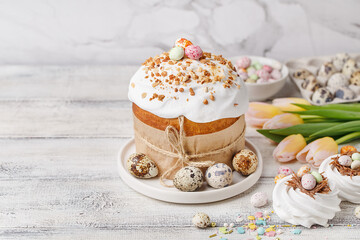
top-left (273, 175), bottom-right (341, 228)
top-left (128, 53), bottom-right (248, 123)
top-left (319, 155), bottom-right (360, 203)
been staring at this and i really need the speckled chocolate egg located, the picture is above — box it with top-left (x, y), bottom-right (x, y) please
top-left (335, 87), bottom-right (355, 100)
top-left (173, 166), bottom-right (203, 192)
top-left (318, 62), bottom-right (337, 80)
top-left (350, 70), bottom-right (360, 86)
top-left (342, 59), bottom-right (358, 78)
top-left (126, 153), bottom-right (158, 178)
top-left (233, 149), bottom-right (258, 176)
top-left (301, 75), bottom-right (322, 92)
top-left (205, 163), bottom-right (233, 189)
top-left (301, 173), bottom-right (317, 190)
top-left (192, 212), bottom-right (210, 228)
top-left (293, 69), bottom-right (313, 80)
top-left (312, 87), bottom-right (334, 104)
top-left (332, 53), bottom-right (350, 71)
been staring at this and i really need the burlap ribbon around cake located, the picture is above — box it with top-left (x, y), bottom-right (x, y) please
top-left (133, 114), bottom-right (246, 187)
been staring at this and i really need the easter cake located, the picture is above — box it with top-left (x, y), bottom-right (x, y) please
top-left (128, 38), bottom-right (248, 184)
top-left (319, 146), bottom-right (360, 203)
top-left (273, 166), bottom-right (341, 228)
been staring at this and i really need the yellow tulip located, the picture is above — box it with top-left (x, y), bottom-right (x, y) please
top-left (272, 98), bottom-right (310, 112)
top-left (296, 137), bottom-right (338, 167)
top-left (263, 113), bottom-right (304, 130)
top-left (246, 102), bottom-right (282, 128)
top-left (273, 134), bottom-right (307, 162)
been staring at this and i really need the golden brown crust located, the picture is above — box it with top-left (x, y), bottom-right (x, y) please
top-left (132, 103), bottom-right (240, 136)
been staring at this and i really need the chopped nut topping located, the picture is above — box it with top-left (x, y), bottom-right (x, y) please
top-left (189, 88), bottom-right (195, 96)
top-left (179, 88), bottom-right (184, 92)
top-left (161, 71), bottom-right (167, 77)
top-left (158, 95), bottom-right (165, 101)
top-left (209, 94), bottom-right (215, 101)
top-left (141, 92), bottom-right (147, 98)
top-left (203, 99), bottom-right (208, 105)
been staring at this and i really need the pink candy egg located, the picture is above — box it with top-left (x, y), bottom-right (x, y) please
top-left (338, 155), bottom-right (352, 166)
top-left (263, 65), bottom-right (273, 73)
top-left (185, 45), bottom-right (203, 60)
top-left (301, 173), bottom-right (316, 190)
top-left (236, 57), bottom-right (251, 69)
top-left (257, 69), bottom-right (271, 80)
top-left (278, 166), bottom-right (293, 176)
top-left (250, 192), bottom-right (268, 207)
top-left (297, 165), bottom-right (311, 178)
top-left (271, 69), bottom-right (282, 80)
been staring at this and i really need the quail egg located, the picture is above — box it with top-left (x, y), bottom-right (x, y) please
top-left (318, 62), bottom-right (337, 81)
top-left (205, 163), bottom-right (233, 189)
top-left (350, 70), bottom-right (360, 86)
top-left (342, 59), bottom-right (358, 78)
top-left (292, 69), bottom-right (313, 80)
top-left (173, 166), bottom-right (203, 192)
top-left (233, 149), bottom-right (258, 176)
top-left (126, 153), bottom-right (158, 178)
top-left (301, 75), bottom-right (322, 92)
top-left (335, 87), bottom-right (355, 100)
top-left (332, 53), bottom-right (350, 71)
top-left (312, 87), bottom-right (334, 104)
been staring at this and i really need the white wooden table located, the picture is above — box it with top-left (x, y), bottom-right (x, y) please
top-left (0, 66), bottom-right (359, 240)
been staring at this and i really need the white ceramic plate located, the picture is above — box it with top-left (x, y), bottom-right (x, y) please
top-left (230, 56), bottom-right (289, 101)
top-left (117, 138), bottom-right (263, 204)
top-left (286, 54), bottom-right (360, 105)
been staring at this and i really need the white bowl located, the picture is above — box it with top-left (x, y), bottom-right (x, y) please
top-left (230, 56), bottom-right (289, 101)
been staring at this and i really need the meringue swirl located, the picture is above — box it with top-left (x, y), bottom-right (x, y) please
top-left (273, 175), bottom-right (341, 228)
top-left (319, 155), bottom-right (360, 204)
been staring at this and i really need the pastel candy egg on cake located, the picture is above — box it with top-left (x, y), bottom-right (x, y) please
top-left (351, 160), bottom-right (360, 170)
top-left (311, 171), bottom-right (323, 183)
top-left (173, 166), bottom-right (204, 192)
top-left (192, 212), bottom-right (210, 228)
top-left (274, 174), bottom-right (286, 184)
top-left (297, 165), bottom-right (311, 177)
top-left (205, 163), bottom-right (233, 188)
top-left (352, 152), bottom-right (360, 161)
top-left (169, 46), bottom-right (184, 61)
top-left (232, 149), bottom-right (258, 176)
top-left (175, 38), bottom-right (193, 49)
top-left (301, 173), bottom-right (317, 190)
top-left (185, 45), bottom-right (203, 60)
top-left (126, 153), bottom-right (159, 179)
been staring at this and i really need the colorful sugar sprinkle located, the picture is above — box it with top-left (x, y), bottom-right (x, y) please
top-left (237, 227), bottom-right (245, 234)
top-left (257, 227), bottom-right (265, 235)
top-left (292, 229), bottom-right (302, 235)
top-left (210, 222), bottom-right (216, 227)
top-left (219, 227), bottom-right (228, 234)
top-left (208, 233), bottom-right (217, 238)
top-left (265, 231), bottom-right (276, 237)
top-left (255, 219), bottom-right (266, 226)
top-left (248, 215), bottom-right (255, 220)
top-left (255, 212), bottom-right (263, 218)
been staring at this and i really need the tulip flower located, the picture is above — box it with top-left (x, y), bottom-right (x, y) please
top-left (263, 113), bottom-right (304, 130)
top-left (273, 134), bottom-right (307, 162)
top-left (296, 137), bottom-right (338, 168)
top-left (272, 98), bottom-right (310, 112)
top-left (246, 102), bottom-right (283, 128)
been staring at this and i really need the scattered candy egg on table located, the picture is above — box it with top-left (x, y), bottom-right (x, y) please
top-left (185, 45), bottom-right (203, 60)
top-left (169, 46), bottom-right (184, 61)
top-left (250, 192), bottom-right (268, 207)
top-left (173, 166), bottom-right (203, 192)
top-left (338, 155), bottom-right (352, 166)
top-left (232, 149), bottom-right (258, 176)
top-left (311, 171), bottom-right (323, 183)
top-left (351, 160), bottom-right (360, 170)
top-left (274, 174), bottom-right (286, 184)
top-left (192, 212), bottom-right (210, 228)
top-left (175, 38), bottom-right (193, 49)
top-left (278, 166), bottom-right (292, 176)
top-left (205, 163), bottom-right (233, 188)
top-left (126, 153), bottom-right (158, 179)
top-left (236, 57), bottom-right (251, 69)
top-left (297, 165), bottom-right (311, 178)
top-left (340, 145), bottom-right (357, 154)
top-left (229, 222), bottom-right (234, 228)
top-left (352, 152), bottom-right (360, 161)
top-left (355, 206), bottom-right (360, 219)
top-left (301, 173), bottom-right (317, 190)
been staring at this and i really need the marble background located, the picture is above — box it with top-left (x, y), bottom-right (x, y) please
top-left (0, 0), bottom-right (359, 65)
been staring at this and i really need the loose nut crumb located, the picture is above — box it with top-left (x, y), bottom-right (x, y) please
top-left (209, 94), bottom-right (215, 101)
top-left (131, 82), bottom-right (135, 88)
top-left (141, 92), bottom-right (147, 98)
top-left (158, 95), bottom-right (165, 101)
top-left (203, 99), bottom-right (208, 105)
top-left (179, 88), bottom-right (184, 92)
top-left (189, 88), bottom-right (195, 96)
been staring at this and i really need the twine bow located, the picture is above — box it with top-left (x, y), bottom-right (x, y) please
top-left (160, 116), bottom-right (215, 187)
